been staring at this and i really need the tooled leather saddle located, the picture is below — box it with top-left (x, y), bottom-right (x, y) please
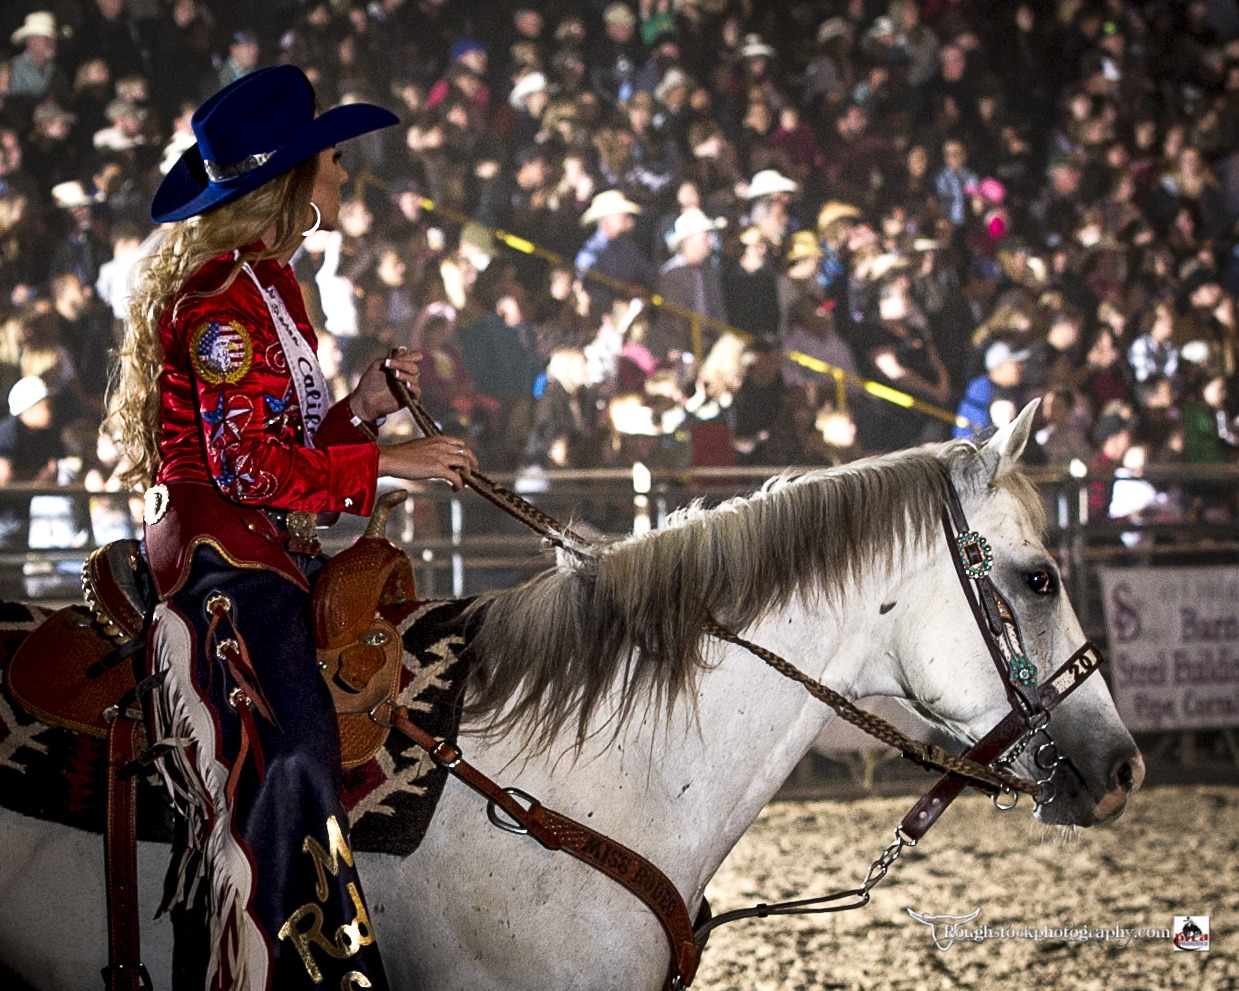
top-left (8, 491), bottom-right (414, 765)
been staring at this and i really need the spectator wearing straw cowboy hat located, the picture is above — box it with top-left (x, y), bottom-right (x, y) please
top-left (9, 12), bottom-right (69, 103)
top-left (113, 63), bottom-right (477, 990)
top-left (48, 180), bottom-right (108, 288)
top-left (776, 229), bottom-right (826, 338)
top-left (650, 206), bottom-right (727, 361)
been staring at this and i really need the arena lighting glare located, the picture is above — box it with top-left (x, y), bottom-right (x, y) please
top-left (632, 461), bottom-right (652, 495)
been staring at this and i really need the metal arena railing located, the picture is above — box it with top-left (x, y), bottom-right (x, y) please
top-left (1, 464), bottom-right (1237, 643)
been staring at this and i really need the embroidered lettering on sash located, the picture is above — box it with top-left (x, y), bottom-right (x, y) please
top-left (241, 263), bottom-right (329, 447)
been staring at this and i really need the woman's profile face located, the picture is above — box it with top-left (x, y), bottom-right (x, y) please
top-left (309, 146), bottom-right (348, 230)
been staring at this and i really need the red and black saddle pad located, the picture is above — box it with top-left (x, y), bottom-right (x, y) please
top-left (0, 597), bottom-right (478, 857)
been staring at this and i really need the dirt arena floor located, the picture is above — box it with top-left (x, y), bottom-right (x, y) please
top-left (695, 785), bottom-right (1237, 991)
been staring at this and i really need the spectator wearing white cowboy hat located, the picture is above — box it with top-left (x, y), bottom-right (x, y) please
top-left (736, 33), bottom-right (779, 104)
top-left (0, 374), bottom-right (61, 487)
top-left (508, 69), bottom-right (549, 111)
top-left (574, 188), bottom-right (655, 317)
top-left (652, 66), bottom-right (693, 150)
top-left (744, 168), bottom-right (800, 201)
top-left (744, 169), bottom-right (799, 251)
top-left (508, 70), bottom-right (550, 147)
top-left (9, 11), bottom-right (68, 102)
top-left (650, 207), bottom-right (728, 361)
top-left (49, 180), bottom-right (109, 289)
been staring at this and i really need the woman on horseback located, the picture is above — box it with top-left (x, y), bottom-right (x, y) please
top-left (111, 65), bottom-right (475, 990)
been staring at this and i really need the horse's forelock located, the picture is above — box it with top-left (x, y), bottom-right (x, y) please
top-left (463, 447), bottom-right (1000, 749)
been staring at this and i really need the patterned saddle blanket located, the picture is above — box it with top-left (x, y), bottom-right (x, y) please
top-left (0, 598), bottom-right (474, 856)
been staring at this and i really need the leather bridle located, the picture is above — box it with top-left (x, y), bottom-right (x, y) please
top-left (685, 475), bottom-right (1106, 963)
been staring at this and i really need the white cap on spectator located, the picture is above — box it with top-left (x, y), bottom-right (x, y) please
top-left (509, 72), bottom-right (548, 109)
top-left (580, 189), bottom-right (641, 225)
top-left (603, 3), bottom-right (637, 28)
top-left (744, 169), bottom-right (799, 199)
top-left (738, 34), bottom-right (776, 59)
top-left (984, 340), bottom-right (1031, 372)
top-left (817, 17), bottom-right (850, 44)
top-left (654, 67), bottom-right (691, 103)
top-left (11, 12), bottom-right (57, 46)
top-left (9, 376), bottom-right (49, 418)
top-left (51, 181), bottom-right (102, 208)
top-left (668, 207), bottom-right (725, 247)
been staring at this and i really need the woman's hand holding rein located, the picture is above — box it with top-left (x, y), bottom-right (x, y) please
top-left (349, 347), bottom-right (424, 423)
top-left (377, 435), bottom-right (478, 490)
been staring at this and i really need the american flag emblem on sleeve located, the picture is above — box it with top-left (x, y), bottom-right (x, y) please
top-left (191, 319), bottom-right (254, 385)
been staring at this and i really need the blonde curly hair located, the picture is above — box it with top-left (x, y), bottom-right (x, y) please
top-left (109, 158), bottom-right (319, 489)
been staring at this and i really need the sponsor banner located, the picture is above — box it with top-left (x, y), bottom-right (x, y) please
top-left (1098, 567), bottom-right (1239, 732)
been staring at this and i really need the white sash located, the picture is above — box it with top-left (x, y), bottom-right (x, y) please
top-left (242, 263), bottom-right (329, 447)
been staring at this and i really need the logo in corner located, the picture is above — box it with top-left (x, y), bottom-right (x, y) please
top-left (907, 907), bottom-right (981, 950)
top-left (1173, 916), bottom-right (1209, 952)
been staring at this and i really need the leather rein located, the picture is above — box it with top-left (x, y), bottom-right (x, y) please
top-left (383, 368), bottom-right (1106, 988)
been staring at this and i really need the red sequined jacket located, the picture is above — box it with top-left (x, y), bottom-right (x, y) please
top-left (145, 251), bottom-right (379, 596)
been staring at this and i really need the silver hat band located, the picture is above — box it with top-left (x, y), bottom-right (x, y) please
top-left (203, 150), bottom-right (275, 183)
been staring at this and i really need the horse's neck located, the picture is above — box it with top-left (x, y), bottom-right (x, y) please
top-left (457, 572), bottom-right (899, 905)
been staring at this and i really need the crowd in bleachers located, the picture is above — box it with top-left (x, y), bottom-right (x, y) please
top-left (2, 0), bottom-right (1239, 532)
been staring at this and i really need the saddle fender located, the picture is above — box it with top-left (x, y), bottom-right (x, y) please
top-left (312, 491), bottom-right (417, 766)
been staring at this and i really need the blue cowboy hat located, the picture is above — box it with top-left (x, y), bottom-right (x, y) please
top-left (151, 65), bottom-right (398, 224)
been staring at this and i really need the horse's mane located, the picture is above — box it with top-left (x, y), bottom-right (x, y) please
top-left (464, 441), bottom-right (1041, 748)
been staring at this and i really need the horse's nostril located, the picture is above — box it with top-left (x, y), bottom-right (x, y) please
top-left (1113, 752), bottom-right (1146, 794)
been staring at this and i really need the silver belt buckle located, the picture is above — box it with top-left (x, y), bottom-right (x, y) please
top-left (286, 510), bottom-right (320, 554)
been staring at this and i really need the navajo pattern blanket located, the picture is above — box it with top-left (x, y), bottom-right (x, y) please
top-left (0, 597), bottom-right (474, 856)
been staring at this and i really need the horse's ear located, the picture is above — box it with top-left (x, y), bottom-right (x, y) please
top-left (977, 399), bottom-right (1039, 484)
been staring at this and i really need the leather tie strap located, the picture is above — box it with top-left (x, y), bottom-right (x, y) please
top-left (900, 640), bottom-right (1105, 842)
top-left (384, 705), bottom-right (700, 988)
top-left (103, 715), bottom-right (152, 991)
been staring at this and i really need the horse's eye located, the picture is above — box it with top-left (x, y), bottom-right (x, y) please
top-left (1026, 570), bottom-right (1057, 595)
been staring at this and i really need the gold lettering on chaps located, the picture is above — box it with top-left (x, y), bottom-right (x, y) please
top-left (305, 814), bottom-right (356, 901)
top-left (278, 817), bottom-right (376, 981)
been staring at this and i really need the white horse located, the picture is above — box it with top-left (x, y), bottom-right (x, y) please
top-left (0, 407), bottom-right (1143, 990)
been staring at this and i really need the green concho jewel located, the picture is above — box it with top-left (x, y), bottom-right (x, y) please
top-left (1011, 653), bottom-right (1037, 686)
top-left (955, 530), bottom-right (994, 579)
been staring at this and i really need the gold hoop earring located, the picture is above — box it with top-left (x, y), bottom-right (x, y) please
top-left (302, 202), bottom-right (322, 237)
